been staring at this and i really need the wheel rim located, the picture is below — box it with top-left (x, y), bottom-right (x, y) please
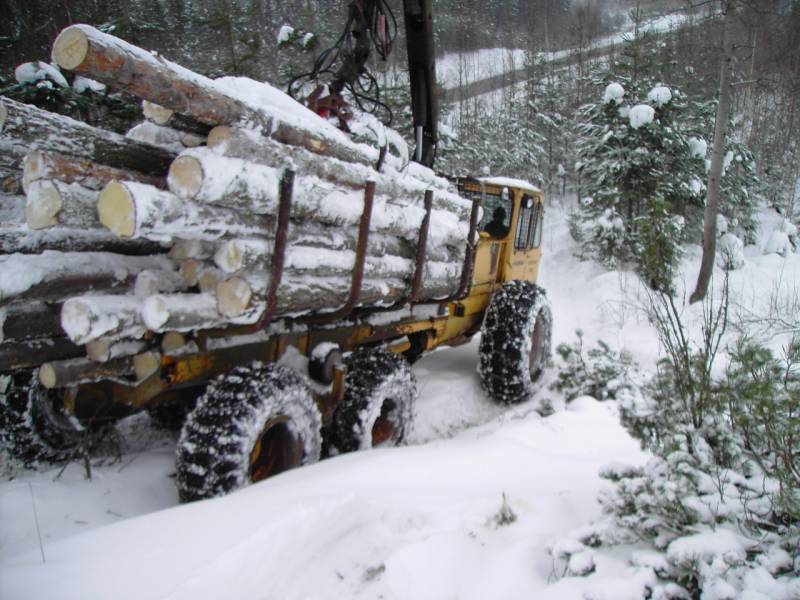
top-left (529, 312), bottom-right (547, 378)
top-left (248, 416), bottom-right (304, 483)
top-left (371, 398), bottom-right (398, 447)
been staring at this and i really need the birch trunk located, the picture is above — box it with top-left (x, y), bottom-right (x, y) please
top-left (690, 1), bottom-right (734, 304)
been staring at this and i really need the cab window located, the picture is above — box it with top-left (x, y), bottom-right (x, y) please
top-left (476, 187), bottom-right (512, 239)
top-left (530, 201), bottom-right (543, 249)
top-left (515, 195), bottom-right (535, 250)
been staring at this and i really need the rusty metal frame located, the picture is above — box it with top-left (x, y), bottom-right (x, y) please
top-left (444, 194), bottom-right (482, 302)
top-left (307, 180), bottom-right (376, 323)
top-left (407, 189), bottom-right (434, 304)
top-left (257, 169), bottom-right (295, 330)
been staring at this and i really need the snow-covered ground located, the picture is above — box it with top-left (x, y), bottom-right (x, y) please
top-left (1, 201), bottom-right (798, 599)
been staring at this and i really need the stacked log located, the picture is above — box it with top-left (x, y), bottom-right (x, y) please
top-left (0, 23), bottom-right (479, 382)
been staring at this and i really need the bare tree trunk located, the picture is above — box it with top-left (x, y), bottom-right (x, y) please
top-left (690, 0), bottom-right (734, 304)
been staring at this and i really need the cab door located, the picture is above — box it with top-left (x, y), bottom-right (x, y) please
top-left (505, 192), bottom-right (544, 284)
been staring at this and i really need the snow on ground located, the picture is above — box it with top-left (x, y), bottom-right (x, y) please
top-left (1, 201), bottom-right (797, 599)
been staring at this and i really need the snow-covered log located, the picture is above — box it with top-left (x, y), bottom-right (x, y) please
top-left (141, 293), bottom-right (223, 332)
top-left (0, 301), bottom-right (62, 343)
top-left (22, 150), bottom-right (166, 194)
top-left (0, 251), bottom-right (171, 304)
top-left (52, 25), bottom-right (372, 166)
top-left (126, 122), bottom-right (205, 153)
top-left (207, 126), bottom-right (473, 218)
top-left (134, 269), bottom-right (186, 298)
top-left (0, 97), bottom-right (174, 175)
top-left (98, 181), bottom-right (268, 241)
top-left (215, 273), bottom-right (427, 320)
top-left (168, 238), bottom-right (216, 261)
top-left (85, 337), bottom-right (147, 363)
top-left (60, 295), bottom-right (145, 345)
top-left (25, 179), bottom-right (98, 230)
top-left (0, 337), bottom-right (82, 372)
top-left (39, 355), bottom-right (134, 389)
top-left (142, 101), bottom-right (211, 136)
top-left (0, 223), bottom-right (166, 255)
top-left (168, 151), bottom-right (282, 210)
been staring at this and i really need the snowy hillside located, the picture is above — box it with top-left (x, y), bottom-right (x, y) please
top-left (2, 200), bottom-right (797, 599)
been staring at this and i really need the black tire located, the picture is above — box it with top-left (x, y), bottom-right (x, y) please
top-left (0, 370), bottom-right (85, 465)
top-left (176, 362), bottom-right (322, 502)
top-left (331, 348), bottom-right (417, 454)
top-left (478, 281), bottom-right (553, 404)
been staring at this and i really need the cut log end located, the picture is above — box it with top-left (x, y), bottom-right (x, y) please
top-left (60, 299), bottom-right (92, 344)
top-left (86, 338), bottom-right (111, 363)
top-left (39, 363), bottom-right (58, 389)
top-left (21, 150), bottom-right (45, 194)
top-left (98, 181), bottom-right (136, 237)
top-left (134, 351), bottom-right (161, 381)
top-left (161, 331), bottom-right (187, 353)
top-left (168, 155), bottom-right (203, 199)
top-left (142, 101), bottom-right (174, 125)
top-left (52, 25), bottom-right (89, 71)
top-left (25, 180), bottom-right (62, 229)
top-left (207, 126), bottom-right (234, 149)
top-left (0, 101), bottom-right (7, 132)
top-left (142, 295), bottom-right (169, 330)
top-left (217, 277), bottom-right (253, 318)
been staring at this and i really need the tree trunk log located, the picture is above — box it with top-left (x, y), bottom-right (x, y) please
top-left (207, 125), bottom-right (471, 216)
top-left (142, 100), bottom-right (211, 136)
top-left (86, 337), bottom-right (148, 363)
top-left (25, 179), bottom-right (98, 229)
top-left (126, 122), bottom-right (205, 153)
top-left (168, 238), bottom-right (216, 260)
top-left (60, 295), bottom-right (145, 345)
top-left (98, 180), bottom-right (270, 241)
top-left (0, 223), bottom-right (167, 255)
top-left (52, 24), bottom-right (375, 166)
top-left (134, 268), bottom-right (186, 298)
top-left (22, 150), bottom-right (166, 194)
top-left (0, 97), bottom-right (174, 175)
top-left (141, 293), bottom-right (222, 332)
top-left (0, 251), bottom-right (171, 304)
top-left (39, 355), bottom-right (134, 389)
top-left (0, 301), bottom-right (62, 343)
top-left (0, 337), bottom-right (82, 372)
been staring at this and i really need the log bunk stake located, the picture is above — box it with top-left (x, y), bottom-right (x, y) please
top-left (257, 170), bottom-right (294, 329)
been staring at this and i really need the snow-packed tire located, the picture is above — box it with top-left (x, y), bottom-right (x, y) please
top-left (175, 362), bottom-right (322, 502)
top-left (330, 347), bottom-right (417, 453)
top-left (0, 370), bottom-right (85, 465)
top-left (479, 281), bottom-right (552, 404)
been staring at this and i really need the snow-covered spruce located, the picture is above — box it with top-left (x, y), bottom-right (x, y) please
top-left (478, 281), bottom-right (552, 404)
top-left (0, 370), bottom-right (84, 465)
top-left (330, 347), bottom-right (417, 454)
top-left (175, 362), bottom-right (322, 502)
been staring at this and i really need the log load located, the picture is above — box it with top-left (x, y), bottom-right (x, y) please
top-left (0, 97), bottom-right (175, 176)
top-left (52, 25), bottom-right (376, 166)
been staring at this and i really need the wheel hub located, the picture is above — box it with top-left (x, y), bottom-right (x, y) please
top-left (248, 416), bottom-right (304, 483)
top-left (371, 399), bottom-right (398, 447)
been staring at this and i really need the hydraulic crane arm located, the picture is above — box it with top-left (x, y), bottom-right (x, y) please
top-left (402, 0), bottom-right (438, 168)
